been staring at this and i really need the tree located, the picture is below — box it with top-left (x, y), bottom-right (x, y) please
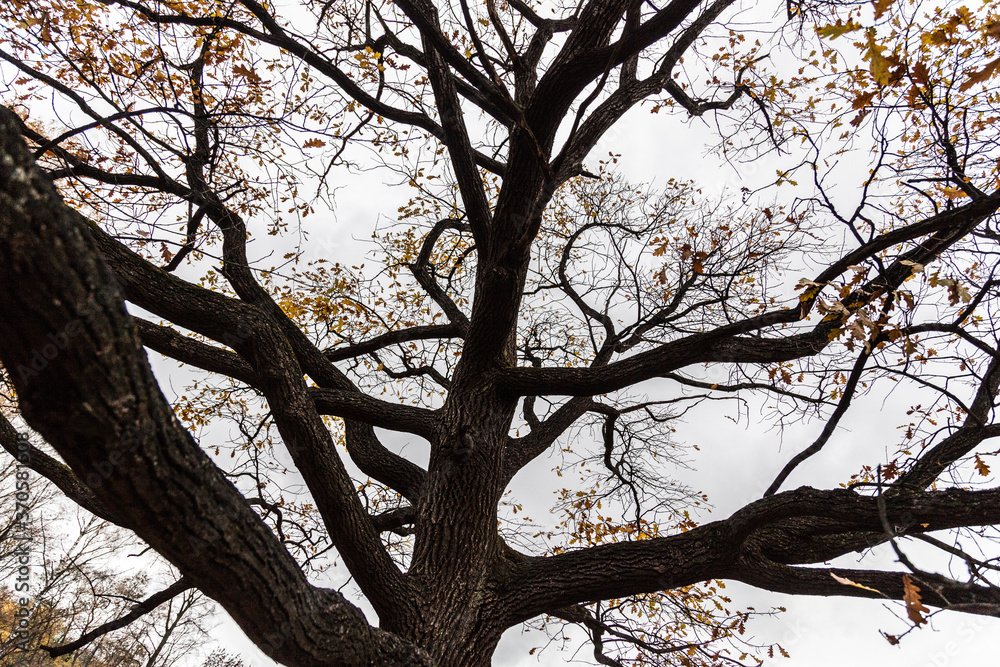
top-left (3, 0), bottom-right (1000, 664)
top-left (0, 431), bottom-right (226, 667)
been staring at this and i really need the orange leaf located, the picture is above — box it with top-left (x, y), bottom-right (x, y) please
top-left (902, 574), bottom-right (929, 626)
top-left (303, 138), bottom-right (326, 149)
top-left (873, 0), bottom-right (893, 20)
top-left (959, 56), bottom-right (1000, 92)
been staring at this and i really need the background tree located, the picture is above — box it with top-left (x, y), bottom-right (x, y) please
top-left (0, 419), bottom-right (234, 667)
top-left (3, 0), bottom-right (1000, 665)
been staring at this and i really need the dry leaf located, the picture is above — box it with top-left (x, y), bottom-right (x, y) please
top-left (960, 57), bottom-right (1000, 93)
top-left (233, 63), bottom-right (261, 84)
top-left (872, 0), bottom-right (893, 20)
top-left (902, 574), bottom-right (929, 626)
top-left (831, 572), bottom-right (883, 595)
top-left (974, 455), bottom-right (991, 477)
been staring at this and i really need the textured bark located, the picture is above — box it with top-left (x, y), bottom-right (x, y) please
top-left (0, 110), bottom-right (430, 667)
top-left (4, 1), bottom-right (1000, 665)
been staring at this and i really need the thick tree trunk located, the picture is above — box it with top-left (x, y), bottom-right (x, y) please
top-left (387, 599), bottom-right (506, 667)
top-left (402, 403), bottom-right (513, 665)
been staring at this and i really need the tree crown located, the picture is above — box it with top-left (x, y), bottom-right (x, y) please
top-left (3, 0), bottom-right (1000, 665)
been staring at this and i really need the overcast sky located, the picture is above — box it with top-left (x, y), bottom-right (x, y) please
top-left (170, 91), bottom-right (1000, 666)
top-left (6, 1), bottom-right (997, 662)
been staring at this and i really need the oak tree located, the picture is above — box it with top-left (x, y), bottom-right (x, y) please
top-left (3, 0), bottom-right (1000, 665)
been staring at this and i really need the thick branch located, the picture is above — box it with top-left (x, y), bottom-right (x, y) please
top-left (407, 2), bottom-right (494, 241)
top-left (136, 318), bottom-right (258, 385)
top-left (324, 323), bottom-right (464, 362)
top-left (87, 210), bottom-right (428, 505)
top-left (734, 550), bottom-right (1000, 615)
top-left (503, 397), bottom-right (603, 480)
top-left (504, 484), bottom-right (1000, 623)
top-left (0, 413), bottom-right (118, 524)
top-left (500, 192), bottom-right (1000, 398)
top-left (310, 388), bottom-right (437, 445)
top-left (0, 109), bottom-right (428, 667)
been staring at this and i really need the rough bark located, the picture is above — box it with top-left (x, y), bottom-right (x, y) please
top-left (4, 1), bottom-right (1000, 665)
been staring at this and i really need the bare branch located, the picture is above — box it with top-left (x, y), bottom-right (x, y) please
top-left (43, 578), bottom-right (196, 658)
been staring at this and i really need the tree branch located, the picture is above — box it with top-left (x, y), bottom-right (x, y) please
top-left (734, 547), bottom-right (1000, 615)
top-left (324, 323), bottom-right (464, 362)
top-left (504, 484), bottom-right (1000, 623)
top-left (0, 108), bottom-right (429, 667)
top-left (136, 318), bottom-right (258, 386)
top-left (43, 578), bottom-right (196, 658)
top-left (499, 192), bottom-right (1000, 398)
top-left (0, 413), bottom-right (118, 524)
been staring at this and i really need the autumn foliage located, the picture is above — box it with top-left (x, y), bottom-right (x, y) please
top-left (3, 0), bottom-right (1000, 666)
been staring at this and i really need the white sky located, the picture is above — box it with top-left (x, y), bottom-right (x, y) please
top-left (186, 96), bottom-right (1000, 666)
top-left (6, 1), bottom-right (999, 664)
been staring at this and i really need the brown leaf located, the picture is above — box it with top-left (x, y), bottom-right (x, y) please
top-left (852, 89), bottom-right (877, 110)
top-left (233, 63), bottom-right (261, 84)
top-left (959, 56), bottom-right (1000, 93)
top-left (974, 455), bottom-right (990, 477)
top-left (873, 0), bottom-right (893, 20)
top-left (902, 574), bottom-right (929, 626)
top-left (911, 61), bottom-right (931, 85)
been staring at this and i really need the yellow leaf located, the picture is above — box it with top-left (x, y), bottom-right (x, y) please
top-left (831, 572), bottom-right (883, 595)
top-left (863, 28), bottom-right (893, 86)
top-left (817, 19), bottom-right (861, 39)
